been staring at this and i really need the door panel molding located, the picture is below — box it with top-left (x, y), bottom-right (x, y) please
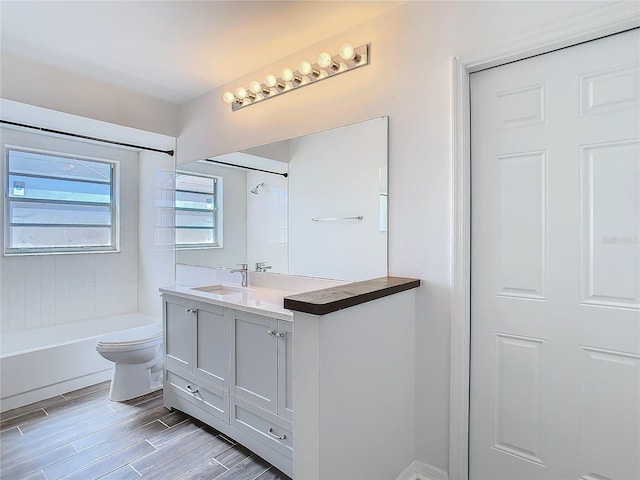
top-left (579, 62), bottom-right (640, 117)
top-left (579, 346), bottom-right (640, 480)
top-left (449, 4), bottom-right (639, 479)
top-left (493, 333), bottom-right (545, 466)
top-left (580, 139), bottom-right (640, 309)
top-left (494, 150), bottom-right (547, 300)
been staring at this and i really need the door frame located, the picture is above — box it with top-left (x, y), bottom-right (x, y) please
top-left (449, 5), bottom-right (639, 480)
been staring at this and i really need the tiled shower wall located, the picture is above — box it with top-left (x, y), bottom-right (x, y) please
top-left (137, 150), bottom-right (175, 318)
top-left (0, 128), bottom-right (139, 333)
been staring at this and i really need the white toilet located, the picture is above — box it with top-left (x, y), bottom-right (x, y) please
top-left (96, 323), bottom-right (163, 401)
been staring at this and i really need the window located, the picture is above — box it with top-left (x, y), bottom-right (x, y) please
top-left (5, 148), bottom-right (118, 254)
top-left (175, 172), bottom-right (219, 248)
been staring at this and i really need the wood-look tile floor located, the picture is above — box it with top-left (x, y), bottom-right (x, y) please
top-left (0, 382), bottom-right (292, 480)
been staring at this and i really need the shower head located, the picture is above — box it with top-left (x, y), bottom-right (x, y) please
top-left (250, 182), bottom-right (265, 194)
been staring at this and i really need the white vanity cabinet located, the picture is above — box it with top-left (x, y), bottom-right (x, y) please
top-left (162, 293), bottom-right (293, 476)
top-left (163, 295), bottom-right (229, 423)
top-left (195, 302), bottom-right (230, 391)
top-left (230, 310), bottom-right (293, 459)
top-left (163, 295), bottom-right (193, 374)
top-left (163, 276), bottom-right (420, 479)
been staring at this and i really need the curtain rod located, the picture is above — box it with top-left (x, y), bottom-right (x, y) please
top-left (0, 119), bottom-right (175, 156)
top-left (205, 159), bottom-right (288, 177)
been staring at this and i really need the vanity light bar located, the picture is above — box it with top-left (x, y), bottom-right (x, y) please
top-left (222, 43), bottom-right (370, 111)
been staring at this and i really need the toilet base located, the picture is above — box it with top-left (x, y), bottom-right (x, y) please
top-left (108, 360), bottom-right (163, 402)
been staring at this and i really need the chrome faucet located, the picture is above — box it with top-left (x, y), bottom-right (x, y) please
top-left (230, 263), bottom-right (248, 287)
top-left (255, 262), bottom-right (272, 273)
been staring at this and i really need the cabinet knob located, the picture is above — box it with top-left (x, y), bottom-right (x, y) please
top-left (275, 332), bottom-right (285, 338)
top-left (185, 308), bottom-right (196, 314)
top-left (267, 330), bottom-right (276, 336)
top-left (268, 427), bottom-right (286, 440)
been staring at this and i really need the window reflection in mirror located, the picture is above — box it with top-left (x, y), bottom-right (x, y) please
top-left (175, 173), bottom-right (219, 248)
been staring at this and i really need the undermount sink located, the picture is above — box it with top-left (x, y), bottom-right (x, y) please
top-left (191, 285), bottom-right (245, 296)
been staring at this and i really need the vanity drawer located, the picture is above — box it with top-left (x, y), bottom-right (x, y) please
top-left (231, 396), bottom-right (293, 459)
top-left (166, 371), bottom-right (229, 423)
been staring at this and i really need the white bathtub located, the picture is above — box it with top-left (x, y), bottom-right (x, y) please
top-left (0, 313), bottom-right (158, 412)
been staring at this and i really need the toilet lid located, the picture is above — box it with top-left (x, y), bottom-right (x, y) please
top-left (96, 323), bottom-right (162, 347)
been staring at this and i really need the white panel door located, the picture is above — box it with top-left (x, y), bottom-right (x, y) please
top-left (470, 29), bottom-right (640, 480)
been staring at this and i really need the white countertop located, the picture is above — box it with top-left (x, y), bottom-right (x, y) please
top-left (160, 283), bottom-right (295, 321)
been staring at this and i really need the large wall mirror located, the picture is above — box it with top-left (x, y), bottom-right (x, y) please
top-left (176, 116), bottom-right (388, 281)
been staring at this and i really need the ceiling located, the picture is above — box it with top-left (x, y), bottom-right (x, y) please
top-left (0, 1), bottom-right (404, 105)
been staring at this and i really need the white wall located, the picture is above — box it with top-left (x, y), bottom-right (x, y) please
top-left (0, 127), bottom-right (139, 333)
top-left (246, 169), bottom-right (288, 273)
top-left (177, 1), bottom-right (618, 472)
top-left (0, 51), bottom-right (179, 137)
top-left (243, 141), bottom-right (292, 164)
top-left (288, 117), bottom-right (387, 281)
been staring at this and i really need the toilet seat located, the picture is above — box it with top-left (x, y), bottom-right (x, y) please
top-left (96, 324), bottom-right (162, 349)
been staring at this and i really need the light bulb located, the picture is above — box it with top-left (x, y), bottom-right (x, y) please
top-left (317, 52), bottom-right (334, 69)
top-left (249, 81), bottom-right (262, 94)
top-left (235, 87), bottom-right (247, 99)
top-left (222, 91), bottom-right (235, 104)
top-left (298, 60), bottom-right (312, 75)
top-left (281, 68), bottom-right (294, 82)
top-left (339, 43), bottom-right (356, 61)
top-left (264, 74), bottom-right (277, 88)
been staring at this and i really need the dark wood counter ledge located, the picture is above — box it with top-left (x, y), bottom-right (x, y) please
top-left (283, 276), bottom-right (420, 315)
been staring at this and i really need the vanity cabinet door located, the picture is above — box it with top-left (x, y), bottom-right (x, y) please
top-left (195, 301), bottom-right (229, 391)
top-left (277, 320), bottom-right (294, 422)
top-left (164, 295), bottom-right (194, 375)
top-left (231, 310), bottom-right (278, 412)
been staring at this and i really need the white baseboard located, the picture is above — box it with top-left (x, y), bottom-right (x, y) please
top-left (0, 370), bottom-right (112, 413)
top-left (396, 461), bottom-right (449, 480)
top-left (416, 461), bottom-right (449, 480)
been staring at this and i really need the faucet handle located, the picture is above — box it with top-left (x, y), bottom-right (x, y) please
top-left (255, 262), bottom-right (272, 272)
